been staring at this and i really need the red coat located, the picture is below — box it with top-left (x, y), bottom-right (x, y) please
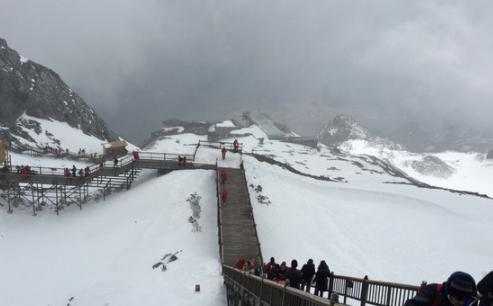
top-left (235, 257), bottom-right (246, 270)
top-left (221, 190), bottom-right (228, 203)
top-left (219, 170), bottom-right (227, 182)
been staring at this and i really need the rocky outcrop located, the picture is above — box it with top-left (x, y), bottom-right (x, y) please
top-left (0, 37), bottom-right (115, 148)
top-left (318, 115), bottom-right (369, 146)
top-left (408, 155), bottom-right (455, 178)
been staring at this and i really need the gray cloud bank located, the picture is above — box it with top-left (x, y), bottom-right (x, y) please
top-left (1, 0), bottom-right (492, 144)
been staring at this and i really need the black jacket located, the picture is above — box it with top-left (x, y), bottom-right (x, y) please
top-left (404, 284), bottom-right (478, 306)
top-left (285, 268), bottom-right (303, 289)
top-left (314, 267), bottom-right (330, 291)
top-left (478, 272), bottom-right (493, 306)
top-left (301, 263), bottom-right (316, 282)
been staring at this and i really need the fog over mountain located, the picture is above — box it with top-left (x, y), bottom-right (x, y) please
top-left (1, 1), bottom-right (493, 147)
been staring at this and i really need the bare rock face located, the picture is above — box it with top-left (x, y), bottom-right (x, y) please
top-left (318, 115), bottom-right (369, 146)
top-left (0, 37), bottom-right (115, 148)
top-left (409, 155), bottom-right (455, 178)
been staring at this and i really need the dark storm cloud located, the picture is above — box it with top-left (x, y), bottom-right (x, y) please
top-left (1, 0), bottom-right (493, 142)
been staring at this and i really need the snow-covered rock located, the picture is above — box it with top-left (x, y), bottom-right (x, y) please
top-left (318, 115), bottom-right (369, 147)
top-left (407, 155), bottom-right (455, 178)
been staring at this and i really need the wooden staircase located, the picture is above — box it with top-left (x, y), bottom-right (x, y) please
top-left (218, 167), bottom-right (263, 267)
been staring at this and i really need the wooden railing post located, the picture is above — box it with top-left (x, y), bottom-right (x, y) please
top-left (361, 275), bottom-right (369, 306)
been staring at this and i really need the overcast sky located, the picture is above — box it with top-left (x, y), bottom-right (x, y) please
top-left (1, 0), bottom-right (493, 142)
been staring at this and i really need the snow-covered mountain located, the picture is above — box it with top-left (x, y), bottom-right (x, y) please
top-left (318, 114), bottom-right (400, 151)
top-left (0, 38), bottom-right (116, 153)
top-left (341, 139), bottom-right (493, 198)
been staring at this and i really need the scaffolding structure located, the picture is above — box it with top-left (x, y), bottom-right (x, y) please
top-left (0, 165), bottom-right (141, 216)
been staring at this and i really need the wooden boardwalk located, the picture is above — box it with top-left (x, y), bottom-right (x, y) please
top-left (218, 166), bottom-right (263, 267)
top-left (0, 159), bottom-right (215, 186)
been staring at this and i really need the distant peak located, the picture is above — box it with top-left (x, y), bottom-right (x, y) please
top-left (318, 114), bottom-right (369, 146)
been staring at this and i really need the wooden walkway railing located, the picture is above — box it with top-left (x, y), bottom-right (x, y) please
top-left (223, 265), bottom-right (421, 306)
top-left (223, 265), bottom-right (340, 306)
top-left (0, 149), bottom-right (216, 214)
top-left (329, 274), bottom-right (419, 306)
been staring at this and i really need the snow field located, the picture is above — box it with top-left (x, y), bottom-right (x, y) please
top-left (0, 170), bottom-right (225, 306)
top-left (144, 133), bottom-right (206, 154)
top-left (243, 156), bottom-right (493, 286)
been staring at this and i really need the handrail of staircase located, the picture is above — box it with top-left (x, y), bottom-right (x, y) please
top-left (215, 159), bottom-right (224, 266)
top-left (223, 265), bottom-right (340, 306)
top-left (328, 273), bottom-right (420, 306)
top-left (239, 160), bottom-right (263, 267)
top-left (222, 265), bottom-right (421, 306)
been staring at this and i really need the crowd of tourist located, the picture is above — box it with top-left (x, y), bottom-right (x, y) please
top-left (233, 256), bottom-right (493, 306)
top-left (234, 256), bottom-right (332, 297)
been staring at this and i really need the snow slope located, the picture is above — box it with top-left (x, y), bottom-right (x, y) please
top-left (342, 139), bottom-right (493, 197)
top-left (16, 113), bottom-right (108, 154)
top-left (244, 156), bottom-right (493, 286)
top-left (0, 170), bottom-right (224, 306)
top-left (144, 133), bottom-right (206, 154)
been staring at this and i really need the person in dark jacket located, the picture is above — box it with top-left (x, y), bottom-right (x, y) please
top-left (285, 259), bottom-right (303, 289)
top-left (301, 259), bottom-right (316, 292)
top-left (71, 165), bottom-right (77, 177)
top-left (404, 271), bottom-right (478, 306)
top-left (478, 271), bottom-right (493, 306)
top-left (314, 260), bottom-right (330, 297)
